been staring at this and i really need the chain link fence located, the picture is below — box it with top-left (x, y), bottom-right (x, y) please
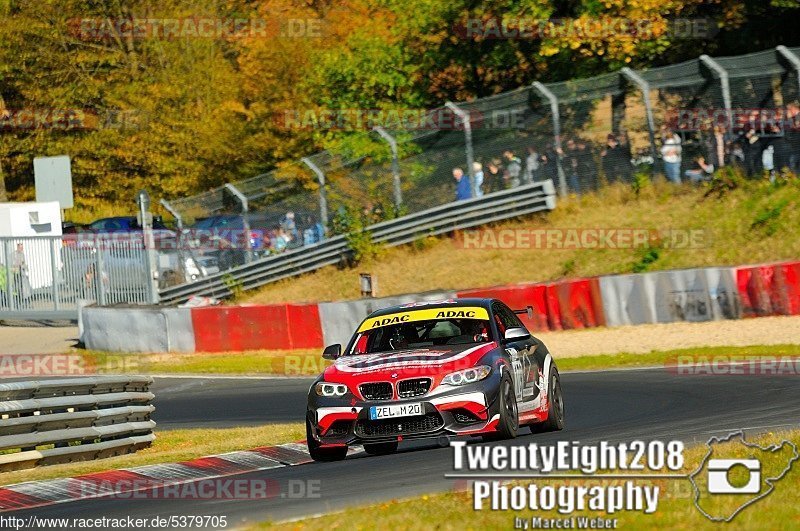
top-left (161, 45), bottom-right (800, 280)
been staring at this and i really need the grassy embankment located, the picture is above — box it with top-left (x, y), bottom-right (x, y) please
top-left (242, 176), bottom-right (800, 304)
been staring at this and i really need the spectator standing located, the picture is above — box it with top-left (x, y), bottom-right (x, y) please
top-left (576, 140), bottom-right (597, 191)
top-left (302, 215), bottom-right (325, 246)
top-left (559, 139), bottom-right (580, 194)
top-left (524, 146), bottom-right (541, 183)
top-left (684, 156), bottom-right (715, 184)
top-left (472, 162), bottom-right (485, 198)
top-left (484, 159), bottom-right (503, 193)
top-left (453, 167), bottom-right (472, 200)
top-left (602, 134), bottom-right (633, 183)
top-left (785, 103), bottom-right (800, 173)
top-left (707, 126), bottom-right (727, 169)
top-left (502, 150), bottom-right (522, 188)
top-left (660, 129), bottom-right (682, 184)
top-left (280, 211), bottom-right (300, 241)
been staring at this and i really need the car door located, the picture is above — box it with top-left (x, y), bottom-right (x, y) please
top-left (493, 302), bottom-right (540, 407)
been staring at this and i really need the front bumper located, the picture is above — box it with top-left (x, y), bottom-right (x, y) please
top-left (308, 379), bottom-right (503, 446)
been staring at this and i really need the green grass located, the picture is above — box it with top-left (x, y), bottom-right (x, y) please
top-left (0, 423), bottom-right (304, 487)
top-left (256, 430), bottom-right (800, 530)
top-left (556, 344), bottom-right (800, 371)
top-left (243, 176), bottom-right (800, 304)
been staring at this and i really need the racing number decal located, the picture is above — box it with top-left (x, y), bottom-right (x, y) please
top-left (506, 347), bottom-right (525, 401)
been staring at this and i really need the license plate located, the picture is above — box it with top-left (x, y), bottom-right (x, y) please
top-left (369, 403), bottom-right (424, 420)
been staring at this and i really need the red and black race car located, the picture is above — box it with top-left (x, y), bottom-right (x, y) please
top-left (306, 298), bottom-right (565, 461)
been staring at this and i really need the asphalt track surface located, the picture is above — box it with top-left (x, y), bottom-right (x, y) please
top-left (10, 368), bottom-right (800, 527)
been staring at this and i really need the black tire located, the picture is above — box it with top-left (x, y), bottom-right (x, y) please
top-left (363, 441), bottom-right (399, 456)
top-left (531, 367), bottom-right (565, 433)
top-left (306, 417), bottom-right (348, 462)
top-left (484, 373), bottom-right (519, 441)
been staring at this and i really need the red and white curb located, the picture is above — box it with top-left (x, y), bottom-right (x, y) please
top-left (0, 441), bottom-right (363, 513)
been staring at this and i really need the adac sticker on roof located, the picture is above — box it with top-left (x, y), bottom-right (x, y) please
top-left (357, 307), bottom-right (489, 332)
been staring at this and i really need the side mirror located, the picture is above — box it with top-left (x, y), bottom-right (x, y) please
top-left (503, 327), bottom-right (530, 343)
top-left (322, 344), bottom-right (342, 360)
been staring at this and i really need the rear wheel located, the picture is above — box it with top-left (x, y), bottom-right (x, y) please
top-left (363, 441), bottom-right (399, 455)
top-left (306, 417), bottom-right (348, 462)
top-left (484, 373), bottom-right (518, 441)
top-left (531, 367), bottom-right (565, 433)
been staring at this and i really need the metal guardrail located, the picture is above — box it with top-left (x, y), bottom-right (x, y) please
top-left (158, 180), bottom-right (556, 304)
top-left (0, 376), bottom-right (155, 472)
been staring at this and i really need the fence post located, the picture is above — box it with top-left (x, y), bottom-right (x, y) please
top-left (699, 55), bottom-right (733, 134)
top-left (223, 183), bottom-right (252, 264)
top-left (531, 82), bottom-right (567, 197)
top-left (94, 237), bottom-right (107, 306)
top-left (137, 190), bottom-right (159, 304)
top-left (50, 238), bottom-right (60, 311)
top-left (776, 45), bottom-right (800, 102)
top-left (621, 67), bottom-right (658, 162)
top-left (2, 240), bottom-right (13, 310)
top-left (373, 126), bottom-right (402, 210)
top-left (445, 102), bottom-right (476, 196)
top-left (302, 157), bottom-right (328, 235)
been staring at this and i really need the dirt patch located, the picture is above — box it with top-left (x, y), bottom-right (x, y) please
top-left (537, 316), bottom-right (800, 358)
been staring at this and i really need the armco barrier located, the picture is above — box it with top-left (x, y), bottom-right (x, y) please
top-left (82, 306), bottom-right (195, 353)
top-left (79, 260), bottom-right (797, 354)
top-left (546, 278), bottom-right (606, 330)
top-left (456, 284), bottom-right (550, 332)
top-left (191, 303), bottom-right (322, 352)
top-left (736, 261), bottom-right (800, 317)
top-left (318, 291), bottom-right (458, 348)
top-left (600, 267), bottom-right (740, 327)
top-left (0, 376), bottom-right (155, 472)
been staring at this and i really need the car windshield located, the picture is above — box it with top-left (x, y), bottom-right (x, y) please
top-left (348, 318), bottom-right (492, 355)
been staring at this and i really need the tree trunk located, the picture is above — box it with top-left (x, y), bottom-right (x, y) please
top-left (0, 158), bottom-right (7, 202)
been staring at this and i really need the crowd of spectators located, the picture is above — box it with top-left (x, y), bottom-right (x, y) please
top-left (451, 133), bottom-right (636, 199)
top-left (452, 104), bottom-right (800, 199)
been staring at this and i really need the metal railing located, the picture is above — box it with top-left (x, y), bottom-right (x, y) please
top-left (158, 180), bottom-right (556, 304)
top-left (0, 376), bottom-right (155, 472)
top-left (0, 234), bottom-right (199, 320)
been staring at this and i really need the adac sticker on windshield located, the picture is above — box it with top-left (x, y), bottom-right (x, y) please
top-left (357, 307), bottom-right (489, 332)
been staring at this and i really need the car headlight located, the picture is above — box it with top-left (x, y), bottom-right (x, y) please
top-left (441, 365), bottom-right (492, 386)
top-left (315, 382), bottom-right (349, 397)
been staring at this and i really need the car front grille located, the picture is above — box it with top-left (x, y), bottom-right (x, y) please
top-left (397, 378), bottom-right (431, 398)
top-left (355, 413), bottom-right (444, 438)
top-left (359, 382), bottom-right (393, 401)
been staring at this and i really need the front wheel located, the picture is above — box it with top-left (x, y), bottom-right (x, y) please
top-left (484, 373), bottom-right (519, 441)
top-left (531, 367), bottom-right (565, 433)
top-left (306, 417), bottom-right (348, 462)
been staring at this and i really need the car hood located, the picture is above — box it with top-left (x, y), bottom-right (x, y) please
top-left (323, 342), bottom-right (497, 387)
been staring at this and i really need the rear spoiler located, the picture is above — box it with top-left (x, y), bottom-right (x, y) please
top-left (513, 306), bottom-right (534, 319)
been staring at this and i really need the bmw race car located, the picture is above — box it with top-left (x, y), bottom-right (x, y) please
top-left (306, 298), bottom-right (565, 461)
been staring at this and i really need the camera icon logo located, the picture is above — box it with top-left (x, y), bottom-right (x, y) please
top-left (707, 459), bottom-right (761, 494)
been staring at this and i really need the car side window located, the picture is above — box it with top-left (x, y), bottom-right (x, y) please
top-left (494, 303), bottom-right (526, 332)
top-left (492, 303), bottom-right (511, 336)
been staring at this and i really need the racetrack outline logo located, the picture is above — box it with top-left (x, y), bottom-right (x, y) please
top-left (689, 431), bottom-right (799, 522)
